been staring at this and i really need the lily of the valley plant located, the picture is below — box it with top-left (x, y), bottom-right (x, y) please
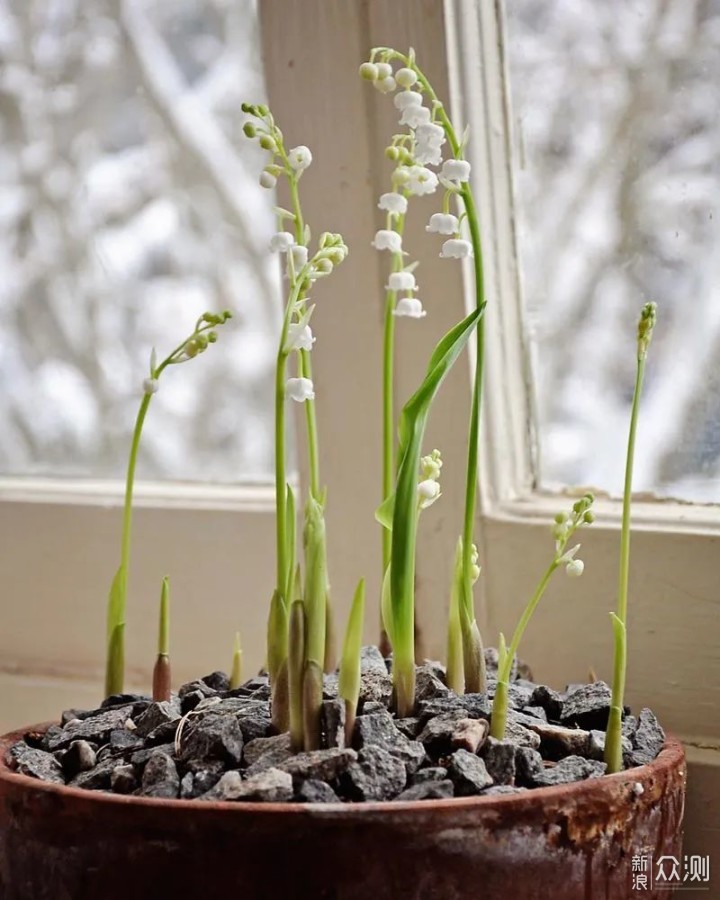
top-left (102, 49), bottom-right (658, 769)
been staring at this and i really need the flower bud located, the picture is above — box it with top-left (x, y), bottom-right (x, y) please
top-left (260, 170), bottom-right (277, 189)
top-left (376, 62), bottom-right (393, 79)
top-left (583, 510), bottom-right (595, 524)
top-left (208, 331), bottom-right (218, 343)
top-left (359, 62), bottom-right (379, 81)
top-left (385, 146), bottom-right (401, 162)
top-left (395, 67), bottom-right (418, 88)
top-left (259, 134), bottom-right (277, 152)
top-left (143, 377), bottom-right (159, 395)
top-left (313, 258), bottom-right (333, 275)
top-left (242, 122), bottom-right (256, 139)
top-left (566, 559), bottom-right (585, 578)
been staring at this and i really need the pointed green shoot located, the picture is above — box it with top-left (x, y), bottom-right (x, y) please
top-left (230, 631), bottom-right (243, 690)
top-left (152, 576), bottom-right (171, 702)
top-left (339, 579), bottom-right (365, 744)
top-left (606, 302), bottom-right (656, 773)
top-left (386, 306), bottom-right (485, 717)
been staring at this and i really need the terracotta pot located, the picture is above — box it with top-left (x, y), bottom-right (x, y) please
top-left (0, 726), bottom-right (685, 900)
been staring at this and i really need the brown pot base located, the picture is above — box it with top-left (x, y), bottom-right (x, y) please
top-left (0, 727), bottom-right (685, 900)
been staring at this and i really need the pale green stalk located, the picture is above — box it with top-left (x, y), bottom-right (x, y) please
top-left (605, 303), bottom-right (656, 773)
top-left (230, 631), bottom-right (243, 690)
top-left (491, 562), bottom-right (557, 739)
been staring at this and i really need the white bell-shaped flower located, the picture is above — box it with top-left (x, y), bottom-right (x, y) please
top-left (286, 377), bottom-right (315, 403)
top-left (259, 171), bottom-right (277, 189)
top-left (288, 145), bottom-right (313, 171)
top-left (376, 62), bottom-right (393, 79)
top-left (400, 105), bottom-right (431, 128)
top-left (417, 479), bottom-right (441, 509)
top-left (378, 192), bottom-right (408, 215)
top-left (290, 245), bottom-right (308, 269)
top-left (394, 90), bottom-right (423, 111)
top-left (440, 238), bottom-right (473, 258)
top-left (372, 229), bottom-right (402, 253)
top-left (386, 271), bottom-right (416, 292)
top-left (286, 323), bottom-right (315, 353)
top-left (408, 166), bottom-right (439, 196)
top-left (376, 76), bottom-right (396, 94)
top-left (415, 144), bottom-right (443, 167)
top-left (416, 123), bottom-right (445, 148)
top-left (426, 213), bottom-right (459, 235)
top-left (441, 159), bottom-right (471, 182)
top-left (566, 558), bottom-right (585, 577)
top-left (269, 231), bottom-right (296, 252)
top-left (393, 297), bottom-right (427, 318)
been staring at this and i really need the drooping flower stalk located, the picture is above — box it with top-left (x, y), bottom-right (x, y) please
top-left (490, 494), bottom-right (595, 740)
top-left (364, 48), bottom-right (489, 693)
top-left (605, 303), bottom-right (657, 773)
top-left (105, 311), bottom-right (231, 697)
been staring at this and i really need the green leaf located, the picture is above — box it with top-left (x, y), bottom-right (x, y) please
top-left (397, 305), bottom-right (486, 461)
top-left (267, 589), bottom-right (288, 683)
top-left (338, 579), bottom-right (365, 705)
top-left (285, 483), bottom-right (296, 602)
top-left (374, 492), bottom-right (395, 531)
top-left (390, 306), bottom-right (485, 643)
top-left (388, 305), bottom-right (484, 712)
top-left (106, 565), bottom-right (126, 644)
top-left (158, 575), bottom-right (170, 657)
top-left (302, 494), bottom-right (327, 668)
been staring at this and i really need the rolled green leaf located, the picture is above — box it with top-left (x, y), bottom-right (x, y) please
top-left (266, 589), bottom-right (288, 685)
top-left (285, 484), bottom-right (296, 604)
top-left (324, 593), bottom-right (337, 674)
top-left (445, 540), bottom-right (464, 694)
top-left (302, 496), bottom-right (327, 673)
top-left (339, 579), bottom-right (365, 745)
top-left (302, 660), bottom-right (324, 751)
top-left (152, 576), bottom-right (171, 702)
top-left (388, 306), bottom-right (485, 716)
top-left (230, 631), bottom-right (243, 690)
top-left (288, 598), bottom-right (306, 751)
top-left (104, 566), bottom-right (126, 697)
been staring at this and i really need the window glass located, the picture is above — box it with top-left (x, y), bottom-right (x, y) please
top-left (505, 0), bottom-right (720, 501)
top-left (0, 0), bottom-right (281, 482)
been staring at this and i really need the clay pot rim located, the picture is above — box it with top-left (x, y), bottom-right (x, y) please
top-left (0, 724), bottom-right (684, 817)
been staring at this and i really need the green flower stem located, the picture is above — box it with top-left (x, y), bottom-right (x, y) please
top-left (490, 561), bottom-right (558, 740)
top-left (606, 355), bottom-right (646, 773)
top-left (286, 166), bottom-right (321, 501)
top-left (382, 292), bottom-right (395, 573)
top-left (382, 216), bottom-right (406, 573)
top-left (275, 279), bottom-right (305, 597)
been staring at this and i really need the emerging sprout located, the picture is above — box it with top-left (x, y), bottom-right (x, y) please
top-left (338, 579), bottom-right (366, 745)
top-left (230, 632), bottom-right (243, 691)
top-left (605, 303), bottom-right (657, 773)
top-left (152, 576), bottom-right (171, 703)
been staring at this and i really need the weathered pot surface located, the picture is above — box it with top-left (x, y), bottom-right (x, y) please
top-left (0, 726), bottom-right (685, 900)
